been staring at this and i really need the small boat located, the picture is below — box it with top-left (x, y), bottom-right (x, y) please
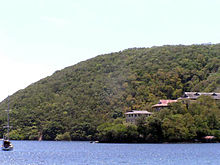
top-left (90, 141), bottom-right (99, 144)
top-left (1, 96), bottom-right (13, 151)
top-left (2, 138), bottom-right (13, 151)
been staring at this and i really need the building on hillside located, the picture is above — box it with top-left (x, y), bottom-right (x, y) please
top-left (151, 100), bottom-right (178, 111)
top-left (125, 110), bottom-right (153, 124)
top-left (203, 136), bottom-right (216, 142)
top-left (179, 92), bottom-right (220, 100)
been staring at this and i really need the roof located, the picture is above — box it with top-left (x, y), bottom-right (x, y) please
top-left (125, 110), bottom-right (153, 115)
top-left (152, 100), bottom-right (177, 108)
top-left (179, 92), bottom-right (220, 100)
top-left (203, 136), bottom-right (215, 140)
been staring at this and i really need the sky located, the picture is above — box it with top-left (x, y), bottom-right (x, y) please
top-left (0, 0), bottom-right (220, 101)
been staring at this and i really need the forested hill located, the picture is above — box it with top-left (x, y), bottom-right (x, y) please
top-left (0, 44), bottom-right (220, 141)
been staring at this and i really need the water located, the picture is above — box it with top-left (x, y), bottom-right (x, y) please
top-left (0, 141), bottom-right (219, 165)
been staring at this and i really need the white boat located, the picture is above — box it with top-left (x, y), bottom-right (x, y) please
top-left (1, 96), bottom-right (13, 151)
top-left (2, 139), bottom-right (13, 151)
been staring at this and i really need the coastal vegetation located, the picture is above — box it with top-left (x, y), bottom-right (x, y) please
top-left (0, 44), bottom-right (219, 142)
top-left (96, 96), bottom-right (220, 143)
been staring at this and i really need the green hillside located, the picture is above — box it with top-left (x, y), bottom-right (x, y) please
top-left (0, 44), bottom-right (219, 141)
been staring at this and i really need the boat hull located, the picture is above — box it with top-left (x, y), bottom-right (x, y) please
top-left (2, 145), bottom-right (13, 151)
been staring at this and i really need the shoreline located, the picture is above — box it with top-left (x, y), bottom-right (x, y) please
top-left (7, 139), bottom-right (219, 144)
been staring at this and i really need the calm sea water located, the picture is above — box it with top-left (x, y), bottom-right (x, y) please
top-left (0, 141), bottom-right (219, 165)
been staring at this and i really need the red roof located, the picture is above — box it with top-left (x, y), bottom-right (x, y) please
top-left (204, 136), bottom-right (215, 140)
top-left (152, 100), bottom-right (177, 108)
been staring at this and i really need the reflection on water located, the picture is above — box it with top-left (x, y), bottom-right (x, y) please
top-left (0, 141), bottom-right (219, 165)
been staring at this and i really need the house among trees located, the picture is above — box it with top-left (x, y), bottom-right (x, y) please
top-left (179, 92), bottom-right (220, 100)
top-left (125, 91), bottom-right (219, 125)
top-left (152, 100), bottom-right (178, 111)
top-left (125, 110), bottom-right (153, 124)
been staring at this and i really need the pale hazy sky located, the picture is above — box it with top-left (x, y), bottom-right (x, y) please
top-left (0, 0), bottom-right (220, 101)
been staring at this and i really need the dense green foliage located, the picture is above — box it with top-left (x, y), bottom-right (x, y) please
top-left (97, 96), bottom-right (220, 142)
top-left (0, 44), bottom-right (219, 142)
